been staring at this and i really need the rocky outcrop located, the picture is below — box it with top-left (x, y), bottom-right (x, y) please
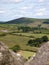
top-left (0, 42), bottom-right (26, 65)
top-left (24, 41), bottom-right (49, 65)
top-left (0, 41), bottom-right (49, 65)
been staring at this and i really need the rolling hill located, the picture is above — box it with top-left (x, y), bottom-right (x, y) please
top-left (0, 17), bottom-right (49, 28)
top-left (1, 17), bottom-right (35, 24)
top-left (0, 17), bottom-right (49, 24)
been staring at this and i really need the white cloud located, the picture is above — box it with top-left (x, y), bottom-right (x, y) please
top-left (36, 12), bottom-right (44, 16)
top-left (35, 8), bottom-right (46, 16)
top-left (2, 0), bottom-right (22, 3)
top-left (21, 7), bottom-right (28, 10)
top-left (20, 6), bottom-right (33, 11)
top-left (47, 2), bottom-right (49, 6)
top-left (0, 10), bottom-right (5, 14)
top-left (37, 0), bottom-right (44, 2)
top-left (38, 8), bottom-right (46, 12)
top-left (10, 0), bottom-right (22, 3)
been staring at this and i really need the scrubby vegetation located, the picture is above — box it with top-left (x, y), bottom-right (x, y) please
top-left (11, 45), bottom-right (21, 52)
top-left (17, 26), bottom-right (49, 33)
top-left (27, 36), bottom-right (48, 47)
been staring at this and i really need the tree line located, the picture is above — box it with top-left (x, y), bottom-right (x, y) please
top-left (17, 26), bottom-right (48, 33)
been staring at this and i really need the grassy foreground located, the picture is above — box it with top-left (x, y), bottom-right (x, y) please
top-left (18, 50), bottom-right (36, 59)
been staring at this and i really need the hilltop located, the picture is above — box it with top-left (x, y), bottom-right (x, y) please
top-left (0, 17), bottom-right (49, 24)
top-left (0, 17), bottom-right (49, 29)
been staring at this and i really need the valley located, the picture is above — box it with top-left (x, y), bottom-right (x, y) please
top-left (0, 17), bottom-right (49, 59)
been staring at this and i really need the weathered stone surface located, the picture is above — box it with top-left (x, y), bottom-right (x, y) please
top-left (1, 41), bottom-right (49, 65)
top-left (0, 42), bottom-right (26, 65)
top-left (24, 41), bottom-right (49, 65)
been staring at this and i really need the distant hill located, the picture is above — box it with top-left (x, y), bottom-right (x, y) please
top-left (0, 17), bottom-right (49, 24)
top-left (2, 17), bottom-right (35, 24)
top-left (0, 17), bottom-right (49, 28)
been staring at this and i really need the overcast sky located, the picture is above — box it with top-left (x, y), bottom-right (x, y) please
top-left (0, 0), bottom-right (49, 21)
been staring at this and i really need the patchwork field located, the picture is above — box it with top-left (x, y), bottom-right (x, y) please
top-left (0, 24), bottom-right (49, 59)
top-left (0, 34), bottom-right (38, 51)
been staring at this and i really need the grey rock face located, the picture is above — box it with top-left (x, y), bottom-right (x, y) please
top-left (0, 41), bottom-right (49, 65)
top-left (25, 41), bottom-right (49, 65)
top-left (0, 42), bottom-right (26, 65)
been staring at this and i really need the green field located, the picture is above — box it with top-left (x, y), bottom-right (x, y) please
top-left (18, 50), bottom-right (35, 59)
top-left (13, 33), bottom-right (49, 38)
top-left (0, 33), bottom-right (49, 51)
top-left (0, 34), bottom-right (38, 51)
top-left (0, 24), bottom-right (49, 59)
